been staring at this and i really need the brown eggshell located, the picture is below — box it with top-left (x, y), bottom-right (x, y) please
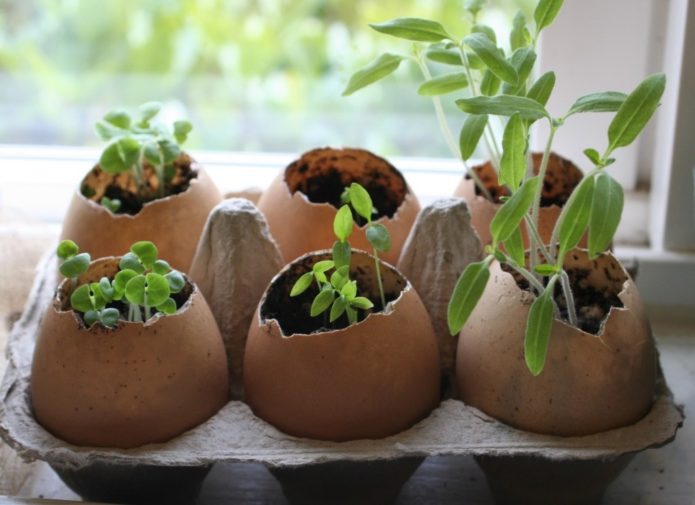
top-left (256, 147), bottom-right (420, 265)
top-left (60, 161), bottom-right (223, 272)
top-left (456, 249), bottom-right (657, 436)
top-left (453, 152), bottom-right (585, 247)
top-left (244, 250), bottom-right (441, 441)
top-left (31, 258), bottom-right (230, 448)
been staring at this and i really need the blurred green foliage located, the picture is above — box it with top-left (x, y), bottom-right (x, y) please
top-left (0, 0), bottom-right (533, 155)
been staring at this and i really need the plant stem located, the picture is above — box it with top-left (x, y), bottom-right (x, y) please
top-left (559, 270), bottom-right (578, 327)
top-left (528, 122), bottom-right (557, 273)
top-left (504, 259), bottom-right (545, 295)
top-left (523, 215), bottom-right (555, 264)
top-left (414, 46), bottom-right (493, 201)
top-left (372, 248), bottom-right (387, 310)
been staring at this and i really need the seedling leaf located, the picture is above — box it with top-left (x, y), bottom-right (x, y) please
top-left (329, 296), bottom-right (348, 322)
top-left (59, 253), bottom-right (91, 279)
top-left (348, 183), bottom-right (373, 221)
top-left (459, 114), bottom-right (488, 161)
top-left (310, 289), bottom-right (335, 317)
top-left (369, 17), bottom-right (451, 42)
top-left (334, 205), bottom-right (354, 242)
top-left (418, 72), bottom-right (469, 96)
top-left (57, 240), bottom-right (79, 260)
top-left (464, 33), bottom-right (518, 85)
top-left (351, 297), bottom-right (374, 310)
top-left (342, 53), bottom-right (405, 96)
top-left (447, 258), bottom-right (491, 335)
top-left (131, 241), bottom-right (158, 269)
top-left (157, 298), bottom-right (178, 315)
top-left (556, 176), bottom-right (594, 259)
top-left (291, 272), bottom-right (315, 297)
top-left (366, 224), bottom-right (391, 252)
top-left (499, 113), bottom-right (526, 190)
top-left (589, 172), bottom-right (623, 258)
top-left (525, 277), bottom-right (558, 376)
top-left (567, 91), bottom-right (627, 116)
top-left (456, 95), bottom-right (548, 120)
top-left (534, 0), bottom-right (565, 35)
top-left (490, 177), bottom-right (540, 245)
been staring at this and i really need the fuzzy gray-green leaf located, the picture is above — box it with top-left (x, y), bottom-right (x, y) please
top-left (480, 69), bottom-right (500, 96)
top-left (608, 73), bottom-right (666, 153)
top-left (504, 226), bottom-right (525, 267)
top-left (343, 53), bottom-right (405, 96)
top-left (499, 113), bottom-right (526, 190)
top-left (456, 95), bottom-right (548, 120)
top-left (567, 91), bottom-right (627, 116)
top-left (510, 11), bottom-right (531, 51)
top-left (556, 176), bottom-right (595, 259)
top-left (418, 72), bottom-right (469, 96)
top-left (447, 259), bottom-right (491, 335)
top-left (503, 47), bottom-right (536, 95)
top-left (534, 0), bottom-right (565, 35)
top-left (589, 172), bottom-right (623, 258)
top-left (370, 17), bottom-right (451, 42)
top-left (464, 33), bottom-right (518, 85)
top-left (459, 114), bottom-right (488, 161)
top-left (527, 71), bottom-right (556, 107)
top-left (524, 276), bottom-right (557, 376)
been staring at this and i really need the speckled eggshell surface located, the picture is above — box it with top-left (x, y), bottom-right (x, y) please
top-left (60, 161), bottom-right (222, 272)
top-left (31, 258), bottom-right (230, 449)
top-left (456, 250), bottom-right (657, 436)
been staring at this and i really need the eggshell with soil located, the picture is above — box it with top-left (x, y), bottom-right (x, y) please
top-left (60, 155), bottom-right (222, 272)
top-left (256, 147), bottom-right (420, 265)
top-left (454, 152), bottom-right (585, 247)
top-left (244, 250), bottom-right (441, 441)
top-left (456, 249), bottom-right (656, 436)
top-left (31, 257), bottom-right (230, 448)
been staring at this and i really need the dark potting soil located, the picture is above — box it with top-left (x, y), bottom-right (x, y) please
top-left (504, 264), bottom-right (624, 335)
top-left (284, 147), bottom-right (408, 221)
top-left (80, 155), bottom-right (197, 215)
top-left (261, 255), bottom-right (401, 336)
top-left (468, 152), bottom-right (583, 207)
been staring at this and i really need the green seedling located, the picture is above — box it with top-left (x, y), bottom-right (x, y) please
top-left (57, 239), bottom-right (91, 287)
top-left (94, 101), bottom-right (193, 201)
top-left (100, 196), bottom-right (122, 213)
top-left (347, 0), bottom-right (665, 375)
top-left (289, 182), bottom-right (395, 328)
top-left (56, 240), bottom-right (185, 328)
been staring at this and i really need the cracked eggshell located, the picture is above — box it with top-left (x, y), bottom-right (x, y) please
top-left (454, 152), bottom-right (585, 247)
top-left (456, 249), bottom-right (657, 436)
top-left (243, 250), bottom-right (441, 442)
top-left (60, 160), bottom-right (222, 272)
top-left (256, 147), bottom-right (420, 265)
top-left (31, 257), bottom-right (229, 449)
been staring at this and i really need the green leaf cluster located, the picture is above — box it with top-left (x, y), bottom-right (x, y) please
top-left (95, 102), bottom-right (193, 201)
top-left (58, 240), bottom-right (185, 329)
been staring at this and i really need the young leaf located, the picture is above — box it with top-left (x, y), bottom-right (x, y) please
top-left (310, 289), bottom-right (335, 317)
top-left (57, 240), bottom-right (79, 260)
top-left (59, 252), bottom-right (91, 278)
top-left (465, 0), bottom-right (486, 17)
top-left (464, 33), bottom-right (518, 85)
top-left (143, 142), bottom-right (163, 167)
top-left (173, 120), bottom-right (193, 144)
top-left (157, 298), bottom-right (177, 315)
top-left (119, 252), bottom-right (145, 274)
top-left (503, 47), bottom-right (536, 95)
top-left (153, 259), bottom-right (171, 275)
top-left (524, 277), bottom-right (557, 376)
top-left (417, 72), bottom-right (469, 96)
top-left (471, 24), bottom-right (496, 45)
top-left (608, 73), bottom-right (666, 153)
top-left (425, 47), bottom-right (462, 66)
top-left (313, 260), bottom-right (335, 274)
top-left (100, 308), bottom-right (121, 328)
top-left (366, 224), bottom-right (392, 252)
top-left (447, 258), bottom-right (491, 335)
top-left (332, 240), bottom-right (352, 269)
top-left (351, 297), bottom-right (375, 310)
top-left (71, 284), bottom-right (95, 313)
top-left (165, 270), bottom-right (185, 293)
top-left (459, 114), bottom-right (488, 161)
top-left (534, 0), bottom-right (565, 35)
top-left (329, 296), bottom-right (348, 322)
top-left (291, 272), bottom-right (315, 297)
top-left (131, 241), bottom-right (158, 269)
top-left (113, 269), bottom-right (138, 294)
top-left (84, 310), bottom-right (100, 327)
top-left (334, 205), bottom-right (354, 242)
top-left (566, 91), bottom-right (627, 116)
top-left (527, 71), bottom-right (556, 107)
top-left (143, 273), bottom-right (171, 307)
top-left (534, 264), bottom-right (559, 276)
top-left (456, 95), bottom-right (548, 120)
top-left (589, 172), bottom-right (624, 258)
top-left (480, 69), bottom-right (501, 96)
top-left (583, 148), bottom-right (601, 166)
top-left (88, 282), bottom-right (107, 310)
top-left (489, 177), bottom-right (540, 245)
top-left (139, 101), bottom-right (162, 124)
top-left (99, 277), bottom-right (114, 302)
top-left (330, 267), bottom-right (349, 290)
top-left (104, 109), bottom-right (131, 129)
top-left (348, 183), bottom-right (373, 221)
top-left (94, 121), bottom-right (125, 141)
top-left (555, 176), bottom-right (595, 259)
top-left (369, 17), bottom-right (451, 42)
top-left (346, 305), bottom-right (358, 324)
top-left (100, 196), bottom-right (121, 213)
top-left (504, 226), bottom-right (525, 267)
top-left (117, 137), bottom-right (141, 168)
top-left (158, 139), bottom-right (180, 164)
top-left (341, 280), bottom-right (358, 299)
top-left (99, 142), bottom-right (130, 173)
top-left (498, 113), bottom-right (526, 190)
top-left (342, 53), bottom-right (405, 96)
top-left (510, 11), bottom-right (531, 51)
top-left (124, 275), bottom-right (147, 306)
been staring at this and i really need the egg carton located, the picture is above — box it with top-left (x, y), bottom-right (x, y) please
top-left (0, 199), bottom-right (684, 505)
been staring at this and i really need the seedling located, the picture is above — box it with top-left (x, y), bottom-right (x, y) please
top-left (346, 0), bottom-right (666, 375)
top-left (56, 240), bottom-right (186, 328)
top-left (100, 196), bottom-right (122, 213)
top-left (290, 182), bottom-right (393, 327)
top-left (94, 101), bottom-right (193, 201)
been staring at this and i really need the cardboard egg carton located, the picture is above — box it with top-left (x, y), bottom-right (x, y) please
top-left (0, 199), bottom-right (683, 504)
